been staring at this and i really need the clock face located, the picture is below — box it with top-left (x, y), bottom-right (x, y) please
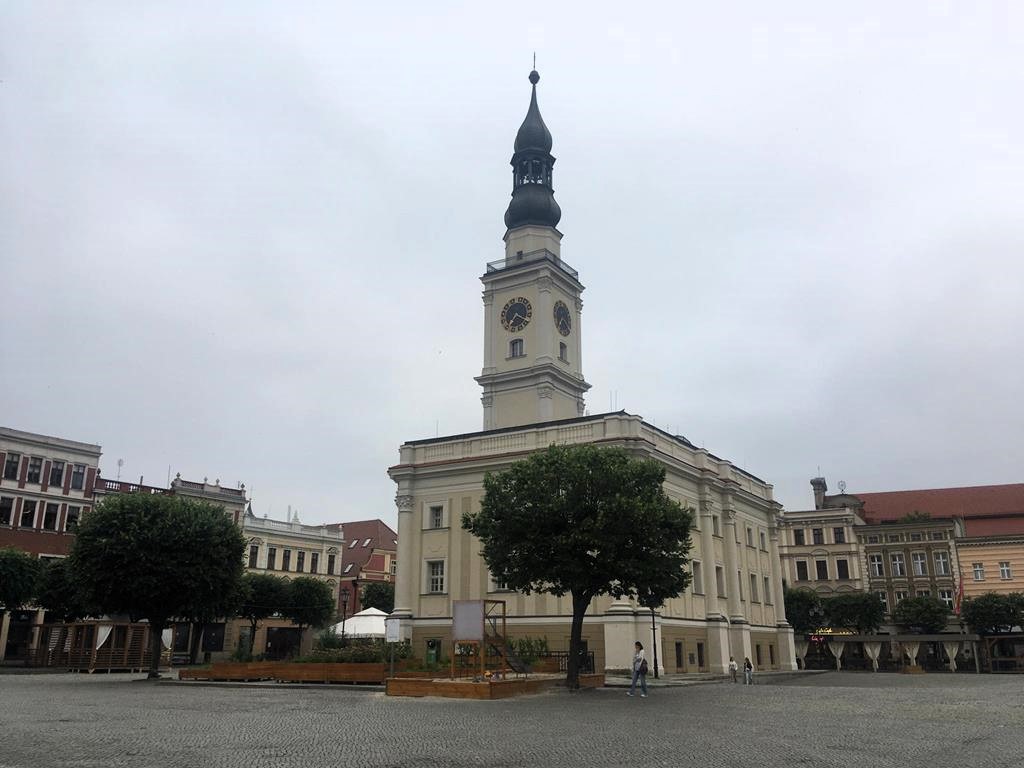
top-left (501, 296), bottom-right (533, 332)
top-left (553, 300), bottom-right (572, 336)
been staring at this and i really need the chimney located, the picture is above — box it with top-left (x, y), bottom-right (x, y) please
top-left (810, 477), bottom-right (828, 509)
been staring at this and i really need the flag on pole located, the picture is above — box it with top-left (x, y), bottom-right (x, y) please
top-left (954, 575), bottom-right (964, 615)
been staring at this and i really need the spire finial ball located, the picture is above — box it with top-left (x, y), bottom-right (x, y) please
top-left (529, 70), bottom-right (540, 85)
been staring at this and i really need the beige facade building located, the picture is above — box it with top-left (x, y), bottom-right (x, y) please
top-left (779, 504), bottom-right (866, 597)
top-left (390, 69), bottom-right (795, 675)
top-left (959, 534), bottom-right (1024, 600)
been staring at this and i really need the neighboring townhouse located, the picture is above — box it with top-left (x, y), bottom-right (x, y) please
top-left (325, 519), bottom-right (397, 617)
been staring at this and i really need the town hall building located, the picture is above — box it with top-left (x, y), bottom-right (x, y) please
top-left (389, 70), bottom-right (796, 674)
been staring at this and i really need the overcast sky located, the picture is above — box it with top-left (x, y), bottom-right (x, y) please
top-left (2, 3), bottom-right (1021, 527)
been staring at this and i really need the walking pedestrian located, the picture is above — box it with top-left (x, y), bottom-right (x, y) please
top-left (627, 641), bottom-right (648, 698)
top-left (728, 656), bottom-right (738, 683)
top-left (743, 656), bottom-right (754, 685)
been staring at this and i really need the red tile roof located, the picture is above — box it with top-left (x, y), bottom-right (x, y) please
top-left (325, 518), bottom-right (397, 572)
top-left (963, 516), bottom-right (1024, 537)
top-left (855, 483), bottom-right (1024, 525)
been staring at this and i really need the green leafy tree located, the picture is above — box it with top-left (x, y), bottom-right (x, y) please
top-left (784, 587), bottom-right (823, 636)
top-left (361, 581), bottom-right (395, 613)
top-left (238, 572), bottom-right (289, 655)
top-left (0, 547), bottom-right (40, 611)
top-left (182, 577), bottom-right (246, 665)
top-left (462, 444), bottom-right (694, 689)
top-left (961, 592), bottom-right (1024, 635)
top-left (284, 577), bottom-right (335, 638)
top-left (35, 558), bottom-right (94, 622)
top-left (823, 592), bottom-right (885, 634)
top-left (893, 596), bottom-right (950, 634)
top-left (69, 493), bottom-right (246, 677)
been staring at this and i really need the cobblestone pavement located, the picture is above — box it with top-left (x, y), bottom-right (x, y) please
top-left (1, 672), bottom-right (1021, 768)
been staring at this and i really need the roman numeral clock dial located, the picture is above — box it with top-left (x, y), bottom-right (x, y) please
top-left (500, 296), bottom-right (533, 332)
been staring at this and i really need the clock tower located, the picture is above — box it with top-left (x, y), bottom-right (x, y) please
top-left (476, 70), bottom-right (591, 430)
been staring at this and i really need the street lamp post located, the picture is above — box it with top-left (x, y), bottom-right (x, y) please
top-left (650, 607), bottom-right (659, 679)
top-left (340, 586), bottom-right (350, 641)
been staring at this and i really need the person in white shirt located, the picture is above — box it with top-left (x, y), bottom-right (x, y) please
top-left (728, 656), bottom-right (738, 683)
top-left (627, 641), bottom-right (648, 697)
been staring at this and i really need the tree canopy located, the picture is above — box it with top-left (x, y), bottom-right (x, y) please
top-left (238, 572), bottom-right (290, 655)
top-left (0, 547), bottom-right (40, 611)
top-left (361, 581), bottom-right (394, 613)
top-left (892, 595), bottom-right (950, 634)
top-left (463, 443), bottom-right (694, 688)
top-left (962, 592), bottom-right (1024, 635)
top-left (69, 493), bottom-right (246, 677)
top-left (283, 577), bottom-right (335, 632)
top-left (35, 557), bottom-right (93, 622)
top-left (823, 592), bottom-right (885, 634)
top-left (783, 588), bottom-right (823, 636)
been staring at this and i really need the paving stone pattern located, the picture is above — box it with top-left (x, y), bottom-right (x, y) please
top-left (0, 672), bottom-right (1021, 768)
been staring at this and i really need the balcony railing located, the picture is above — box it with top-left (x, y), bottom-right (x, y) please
top-left (486, 249), bottom-right (578, 279)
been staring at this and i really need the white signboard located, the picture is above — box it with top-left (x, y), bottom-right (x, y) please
top-left (384, 616), bottom-right (400, 643)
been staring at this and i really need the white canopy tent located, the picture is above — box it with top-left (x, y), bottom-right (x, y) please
top-left (331, 607), bottom-right (388, 638)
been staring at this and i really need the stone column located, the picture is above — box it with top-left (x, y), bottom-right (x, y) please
top-left (769, 510), bottom-right (797, 670)
top-left (392, 494), bottom-right (416, 640)
top-left (722, 500), bottom-right (752, 662)
top-left (699, 489), bottom-right (730, 673)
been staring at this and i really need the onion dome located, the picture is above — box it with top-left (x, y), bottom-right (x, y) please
top-left (504, 70), bottom-right (561, 230)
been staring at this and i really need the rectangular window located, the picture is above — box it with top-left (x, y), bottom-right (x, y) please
top-left (877, 591), bottom-right (888, 612)
top-left (869, 554), bottom-right (884, 577)
top-left (934, 551), bottom-right (950, 576)
top-left (282, 550), bottom-right (291, 572)
top-left (939, 590), bottom-right (954, 609)
top-left (390, 560), bottom-right (397, 576)
top-left (796, 561), bottom-right (809, 581)
top-left (972, 562), bottom-right (984, 581)
top-left (912, 552), bottom-right (927, 576)
top-left (867, 535), bottom-right (879, 544)
top-left (248, 545), bottom-right (259, 568)
top-left (833, 527), bottom-right (846, 544)
top-left (71, 464), bottom-right (86, 490)
top-left (793, 529), bottom-right (805, 545)
top-left (49, 461), bottom-right (65, 487)
top-left (327, 553), bottom-right (336, 575)
top-left (559, 342), bottom-right (567, 362)
top-left (894, 590), bottom-right (908, 604)
top-left (344, 563), bottom-right (354, 574)
top-left (296, 551), bottom-right (305, 572)
top-left (267, 547), bottom-right (277, 570)
top-left (755, 644), bottom-right (763, 667)
top-left (311, 552), bottom-right (319, 574)
top-left (0, 497), bottom-right (13, 526)
top-left (427, 560), bottom-right (445, 593)
top-left (3, 453), bottom-right (20, 480)
top-left (715, 566), bottom-right (726, 597)
top-left (999, 561), bottom-right (1012, 580)
top-left (363, 538), bottom-right (371, 547)
top-left (509, 338), bottom-right (524, 358)
top-left (759, 531), bottom-right (767, 550)
top-left (429, 505), bottom-right (444, 529)
top-left (910, 532), bottom-right (923, 542)
top-left (887, 534), bottom-right (902, 543)
top-left (746, 527), bottom-right (754, 547)
top-left (65, 505), bottom-right (81, 531)
top-left (692, 561), bottom-right (703, 594)
top-left (27, 457), bottom-right (43, 484)
top-left (929, 532), bottom-right (945, 541)
top-left (763, 576), bottom-right (771, 604)
top-left (750, 573), bottom-right (759, 602)
top-left (815, 560), bottom-right (829, 580)
top-left (836, 559), bottom-right (850, 580)
top-left (20, 500), bottom-right (37, 528)
top-left (712, 516), bottom-right (721, 536)
top-left (737, 570), bottom-right (744, 600)
top-left (812, 528), bottom-right (824, 545)
top-left (890, 553), bottom-right (906, 577)
top-left (42, 503), bottom-right (59, 530)
top-left (916, 589), bottom-right (930, 597)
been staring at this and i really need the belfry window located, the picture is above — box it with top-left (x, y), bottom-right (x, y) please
top-left (509, 339), bottom-right (524, 358)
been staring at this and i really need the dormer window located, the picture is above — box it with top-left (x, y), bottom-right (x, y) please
top-left (509, 339), bottom-right (524, 358)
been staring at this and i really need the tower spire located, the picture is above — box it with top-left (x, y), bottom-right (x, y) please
top-left (503, 68), bottom-right (561, 231)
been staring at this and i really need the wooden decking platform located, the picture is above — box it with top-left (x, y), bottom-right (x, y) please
top-left (385, 672), bottom-right (605, 699)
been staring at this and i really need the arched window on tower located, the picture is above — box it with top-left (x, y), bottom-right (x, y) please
top-left (509, 338), bottom-right (524, 358)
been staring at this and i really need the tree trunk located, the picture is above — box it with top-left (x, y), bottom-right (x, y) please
top-left (147, 620), bottom-right (165, 679)
top-left (188, 621), bottom-right (203, 665)
top-left (566, 592), bottom-right (590, 690)
top-left (248, 619), bottom-right (258, 657)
